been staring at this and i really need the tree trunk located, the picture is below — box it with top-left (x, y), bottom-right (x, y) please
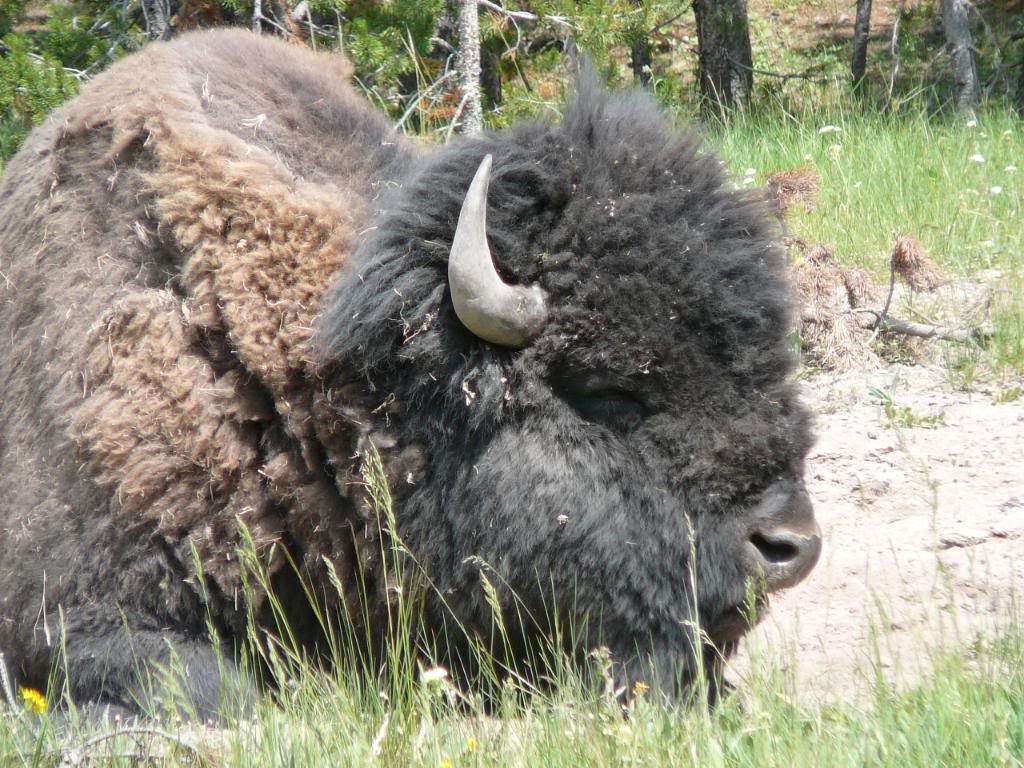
top-left (1018, 51), bottom-right (1024, 116)
top-left (851, 0), bottom-right (872, 91)
top-left (1011, 32), bottom-right (1024, 115)
top-left (631, 38), bottom-right (653, 86)
top-left (629, 0), bottom-right (652, 87)
top-left (457, 0), bottom-right (484, 135)
top-left (481, 41), bottom-right (503, 108)
top-left (141, 0), bottom-right (172, 40)
top-left (692, 0), bottom-right (753, 115)
top-left (941, 0), bottom-right (980, 114)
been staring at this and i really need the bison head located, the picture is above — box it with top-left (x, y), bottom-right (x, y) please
top-left (318, 77), bottom-right (820, 700)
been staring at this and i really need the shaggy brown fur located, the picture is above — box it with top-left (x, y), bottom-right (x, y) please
top-left (0, 30), bottom-right (408, 711)
top-left (62, 34), bottom-right (390, 598)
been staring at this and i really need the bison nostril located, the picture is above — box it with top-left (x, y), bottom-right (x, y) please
top-left (745, 524), bottom-right (822, 591)
top-left (749, 532), bottom-right (801, 564)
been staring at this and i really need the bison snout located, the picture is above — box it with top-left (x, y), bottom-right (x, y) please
top-left (743, 480), bottom-right (821, 591)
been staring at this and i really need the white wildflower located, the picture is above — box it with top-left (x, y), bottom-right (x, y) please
top-left (965, 118), bottom-right (977, 128)
top-left (818, 125), bottom-right (842, 134)
top-left (990, 186), bottom-right (1003, 195)
top-left (1005, 165), bottom-right (1017, 173)
top-left (968, 154), bottom-right (985, 163)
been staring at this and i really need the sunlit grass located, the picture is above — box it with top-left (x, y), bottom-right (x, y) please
top-left (3, 616), bottom-right (1021, 766)
top-left (711, 105), bottom-right (1022, 277)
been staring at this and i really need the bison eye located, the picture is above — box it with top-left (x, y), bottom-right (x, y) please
top-left (559, 387), bottom-right (648, 430)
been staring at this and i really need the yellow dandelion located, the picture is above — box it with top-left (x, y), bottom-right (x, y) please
top-left (466, 736), bottom-right (478, 753)
top-left (18, 687), bottom-right (47, 715)
top-left (439, 760), bottom-right (454, 768)
top-left (633, 680), bottom-right (650, 697)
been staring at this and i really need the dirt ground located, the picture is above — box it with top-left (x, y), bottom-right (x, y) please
top-left (731, 364), bottom-right (1024, 701)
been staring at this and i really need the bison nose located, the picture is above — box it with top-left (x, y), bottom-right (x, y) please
top-left (744, 481), bottom-right (821, 591)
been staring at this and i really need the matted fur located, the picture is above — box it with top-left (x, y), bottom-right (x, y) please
top-left (1, 30), bottom-right (816, 715)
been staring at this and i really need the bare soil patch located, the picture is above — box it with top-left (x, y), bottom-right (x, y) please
top-left (732, 364), bottom-right (1024, 701)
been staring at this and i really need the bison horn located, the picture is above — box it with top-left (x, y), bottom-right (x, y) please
top-left (448, 154), bottom-right (548, 348)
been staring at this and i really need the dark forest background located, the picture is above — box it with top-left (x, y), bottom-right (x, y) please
top-left (1, 0), bottom-right (1023, 162)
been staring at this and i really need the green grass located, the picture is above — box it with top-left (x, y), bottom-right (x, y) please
top-left (2, 614), bottom-right (1021, 766)
top-left (711, 104), bottom-right (1023, 277)
top-left (707, 101), bottom-right (1024, 378)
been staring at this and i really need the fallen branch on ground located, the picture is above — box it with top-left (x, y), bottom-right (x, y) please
top-left (851, 308), bottom-right (993, 343)
top-left (803, 310), bottom-right (993, 344)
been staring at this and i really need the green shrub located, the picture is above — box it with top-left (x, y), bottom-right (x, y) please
top-left (0, 33), bottom-right (78, 160)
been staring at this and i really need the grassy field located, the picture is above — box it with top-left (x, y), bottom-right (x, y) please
top-left (1, 453), bottom-right (1021, 766)
top-left (710, 100), bottom-right (1024, 379)
top-left (1, 599), bottom-right (1021, 766)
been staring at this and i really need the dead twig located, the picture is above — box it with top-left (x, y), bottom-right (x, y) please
top-left (476, 0), bottom-right (573, 30)
top-left (876, 257), bottom-right (897, 334)
top-left (726, 53), bottom-right (829, 82)
top-left (888, 0), bottom-right (905, 103)
top-left (850, 308), bottom-right (992, 343)
top-left (393, 71), bottom-right (456, 133)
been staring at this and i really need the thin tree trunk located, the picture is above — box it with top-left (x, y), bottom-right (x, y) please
top-left (941, 0), bottom-right (980, 113)
top-left (1018, 55), bottom-right (1024, 115)
top-left (481, 42), bottom-right (503, 108)
top-left (630, 0), bottom-right (653, 87)
top-left (692, 0), bottom-right (754, 116)
top-left (631, 39), bottom-right (653, 86)
top-left (851, 0), bottom-right (872, 91)
top-left (141, 0), bottom-right (171, 40)
top-left (1011, 32), bottom-right (1024, 115)
top-left (457, 0), bottom-right (484, 135)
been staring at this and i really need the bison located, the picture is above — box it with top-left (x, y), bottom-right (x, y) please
top-left (0, 29), bottom-right (820, 718)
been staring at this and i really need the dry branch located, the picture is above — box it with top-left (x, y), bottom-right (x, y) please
top-left (851, 308), bottom-right (992, 343)
top-left (476, 0), bottom-right (573, 29)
